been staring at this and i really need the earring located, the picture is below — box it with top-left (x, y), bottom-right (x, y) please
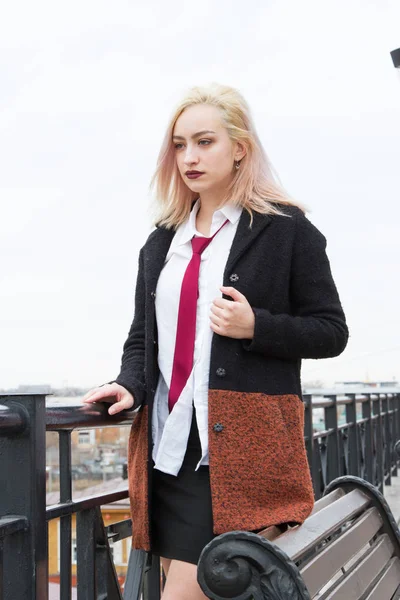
top-left (235, 160), bottom-right (240, 170)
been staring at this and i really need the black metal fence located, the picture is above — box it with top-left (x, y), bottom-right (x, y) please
top-left (304, 391), bottom-right (400, 499)
top-left (0, 390), bottom-right (399, 600)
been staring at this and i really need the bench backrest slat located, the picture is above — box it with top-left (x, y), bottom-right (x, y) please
top-left (257, 525), bottom-right (283, 542)
top-left (323, 533), bottom-right (394, 599)
top-left (300, 507), bottom-right (383, 597)
top-left (364, 557), bottom-right (400, 600)
top-left (257, 489), bottom-right (347, 543)
top-left (390, 581), bottom-right (400, 599)
top-left (310, 488), bottom-right (345, 516)
top-left (274, 489), bottom-right (371, 561)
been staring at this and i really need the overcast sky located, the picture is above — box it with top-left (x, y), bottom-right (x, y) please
top-left (1, 0), bottom-right (400, 390)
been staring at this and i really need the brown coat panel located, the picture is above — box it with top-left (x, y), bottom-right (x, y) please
top-left (127, 406), bottom-right (150, 550)
top-left (208, 391), bottom-right (315, 533)
top-left (128, 393), bottom-right (315, 548)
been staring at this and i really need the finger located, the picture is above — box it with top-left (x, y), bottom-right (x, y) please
top-left (81, 390), bottom-right (95, 402)
top-left (82, 385), bottom-right (107, 401)
top-left (82, 382), bottom-right (117, 400)
top-left (108, 398), bottom-right (132, 415)
top-left (82, 391), bottom-right (103, 403)
top-left (82, 387), bottom-right (116, 404)
top-left (210, 303), bottom-right (225, 317)
top-left (82, 390), bottom-right (101, 403)
top-left (220, 286), bottom-right (246, 302)
top-left (212, 297), bottom-right (235, 310)
top-left (108, 403), bottom-right (122, 415)
top-left (210, 320), bottom-right (225, 335)
top-left (209, 312), bottom-right (225, 327)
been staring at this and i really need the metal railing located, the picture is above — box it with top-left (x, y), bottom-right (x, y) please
top-left (0, 394), bottom-right (160, 600)
top-left (303, 390), bottom-right (400, 499)
top-left (0, 390), bottom-right (399, 599)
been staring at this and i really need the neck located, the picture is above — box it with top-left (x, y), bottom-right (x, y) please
top-left (197, 191), bottom-right (227, 222)
top-left (195, 195), bottom-right (229, 237)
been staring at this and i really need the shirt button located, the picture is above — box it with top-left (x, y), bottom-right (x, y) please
top-left (229, 273), bottom-right (239, 282)
top-left (213, 423), bottom-right (224, 433)
top-left (216, 367), bottom-right (226, 377)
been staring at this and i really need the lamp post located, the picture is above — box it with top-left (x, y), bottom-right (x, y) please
top-left (391, 48), bottom-right (400, 84)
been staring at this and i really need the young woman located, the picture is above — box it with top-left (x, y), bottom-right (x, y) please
top-left (83, 83), bottom-right (348, 600)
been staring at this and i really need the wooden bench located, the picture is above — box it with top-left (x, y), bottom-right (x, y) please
top-left (197, 476), bottom-right (400, 599)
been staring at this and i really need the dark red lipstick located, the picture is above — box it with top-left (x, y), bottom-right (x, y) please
top-left (186, 171), bottom-right (204, 179)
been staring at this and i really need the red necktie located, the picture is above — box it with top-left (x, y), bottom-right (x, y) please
top-left (168, 218), bottom-right (229, 412)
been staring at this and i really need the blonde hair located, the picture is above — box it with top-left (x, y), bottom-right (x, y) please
top-left (149, 83), bottom-right (306, 229)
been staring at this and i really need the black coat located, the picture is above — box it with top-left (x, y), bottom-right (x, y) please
top-left (115, 204), bottom-right (349, 550)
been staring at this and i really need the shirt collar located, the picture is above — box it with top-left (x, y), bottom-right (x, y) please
top-left (177, 198), bottom-right (242, 246)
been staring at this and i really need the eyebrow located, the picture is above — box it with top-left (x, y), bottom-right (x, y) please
top-left (172, 130), bottom-right (216, 141)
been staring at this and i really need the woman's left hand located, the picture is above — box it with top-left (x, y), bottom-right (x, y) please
top-left (210, 286), bottom-right (255, 339)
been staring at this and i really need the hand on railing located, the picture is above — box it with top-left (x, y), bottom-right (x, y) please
top-left (82, 383), bottom-right (135, 416)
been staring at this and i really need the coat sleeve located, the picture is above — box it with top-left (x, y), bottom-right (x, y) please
top-left (241, 210), bottom-right (349, 359)
top-left (108, 248), bottom-right (146, 409)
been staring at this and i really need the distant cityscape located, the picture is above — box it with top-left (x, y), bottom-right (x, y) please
top-left (1, 379), bottom-right (399, 397)
top-left (0, 384), bottom-right (89, 396)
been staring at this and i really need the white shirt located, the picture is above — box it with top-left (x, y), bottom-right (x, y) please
top-left (152, 198), bottom-right (242, 475)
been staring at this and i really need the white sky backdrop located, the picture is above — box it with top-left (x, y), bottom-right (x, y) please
top-left (1, 0), bottom-right (400, 389)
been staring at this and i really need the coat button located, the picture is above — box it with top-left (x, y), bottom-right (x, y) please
top-left (213, 423), bottom-right (224, 433)
top-left (216, 367), bottom-right (226, 377)
top-left (150, 291), bottom-right (156, 298)
top-left (229, 273), bottom-right (239, 282)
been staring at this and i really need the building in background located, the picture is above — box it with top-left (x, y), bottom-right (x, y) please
top-left (335, 380), bottom-right (399, 389)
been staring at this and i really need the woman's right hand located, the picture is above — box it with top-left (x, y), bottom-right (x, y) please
top-left (82, 382), bottom-right (135, 415)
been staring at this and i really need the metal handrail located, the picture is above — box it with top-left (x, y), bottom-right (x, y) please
top-left (45, 399), bottom-right (137, 431)
top-left (46, 489), bottom-right (130, 520)
top-left (0, 404), bottom-right (27, 435)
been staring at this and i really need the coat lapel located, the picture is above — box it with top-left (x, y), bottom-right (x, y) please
top-left (224, 208), bottom-right (272, 279)
top-left (145, 205), bottom-right (273, 293)
top-left (145, 227), bottom-right (176, 296)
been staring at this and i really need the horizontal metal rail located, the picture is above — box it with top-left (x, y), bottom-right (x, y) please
top-left (46, 489), bottom-right (130, 520)
top-left (0, 516), bottom-right (28, 538)
top-left (0, 404), bottom-right (27, 435)
top-left (45, 400), bottom-right (136, 431)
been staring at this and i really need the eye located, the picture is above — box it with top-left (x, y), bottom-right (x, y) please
top-left (174, 143), bottom-right (184, 149)
top-left (199, 139), bottom-right (212, 145)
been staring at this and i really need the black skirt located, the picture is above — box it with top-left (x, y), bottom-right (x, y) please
top-left (150, 410), bottom-right (215, 565)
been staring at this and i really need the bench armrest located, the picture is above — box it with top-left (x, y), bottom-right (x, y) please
top-left (197, 530), bottom-right (311, 600)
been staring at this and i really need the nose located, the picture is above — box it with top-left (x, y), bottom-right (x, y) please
top-left (183, 144), bottom-right (200, 167)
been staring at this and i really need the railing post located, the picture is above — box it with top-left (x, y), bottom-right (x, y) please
top-left (325, 395), bottom-right (340, 485)
top-left (59, 430), bottom-right (73, 600)
top-left (382, 394), bottom-right (391, 485)
top-left (0, 394), bottom-right (48, 600)
top-left (143, 554), bottom-right (161, 600)
top-left (362, 394), bottom-right (373, 484)
top-left (397, 394), bottom-right (400, 447)
top-left (346, 394), bottom-right (360, 476)
top-left (303, 395), bottom-right (317, 494)
top-left (124, 549), bottom-right (147, 600)
top-left (394, 394), bottom-right (400, 476)
top-left (373, 394), bottom-right (384, 492)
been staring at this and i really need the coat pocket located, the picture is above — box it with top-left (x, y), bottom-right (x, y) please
top-left (208, 390), bottom-right (314, 534)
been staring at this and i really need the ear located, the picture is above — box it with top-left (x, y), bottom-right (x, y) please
top-left (234, 141), bottom-right (247, 162)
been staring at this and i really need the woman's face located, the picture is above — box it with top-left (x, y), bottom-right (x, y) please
top-left (172, 104), bottom-right (244, 197)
